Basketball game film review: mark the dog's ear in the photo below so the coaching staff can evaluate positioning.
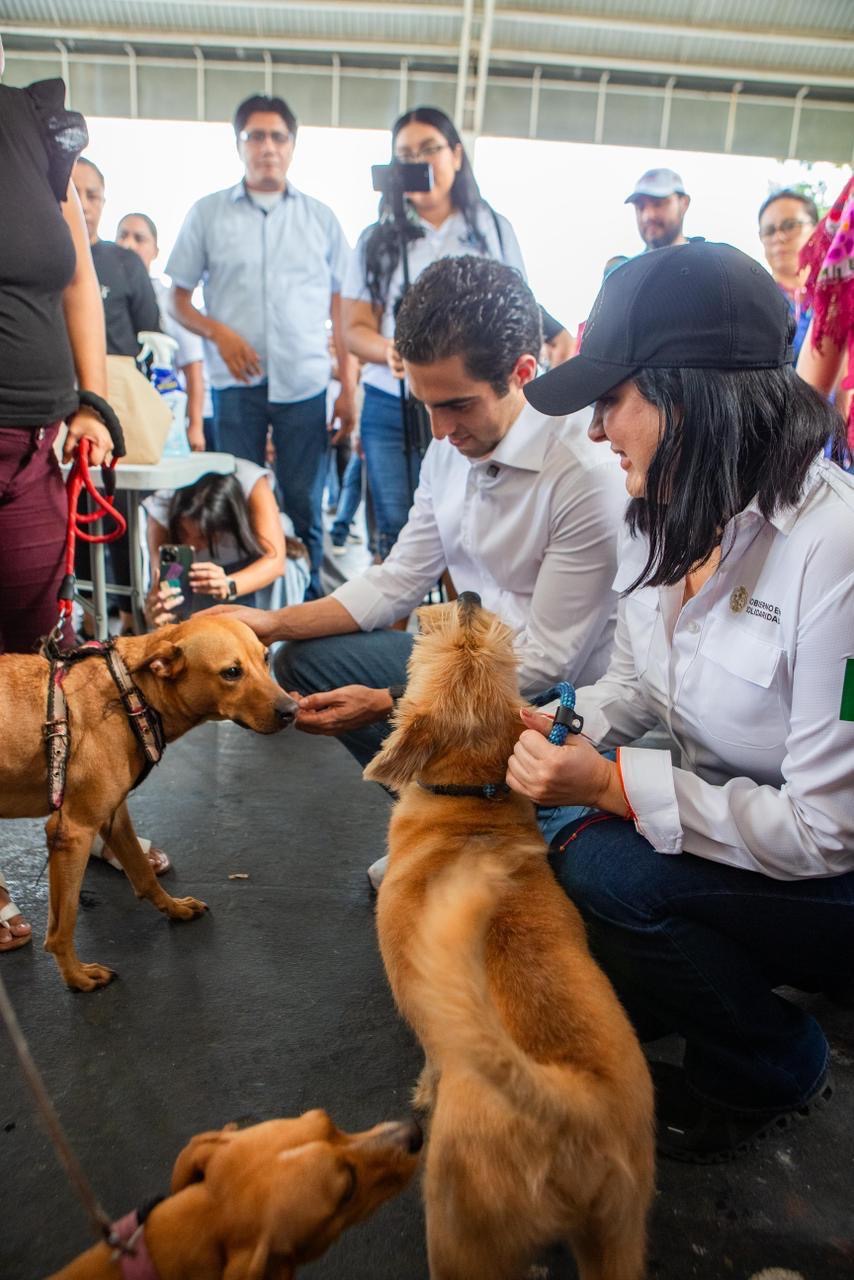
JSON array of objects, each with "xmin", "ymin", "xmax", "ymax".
[
  {"xmin": 363, "ymin": 713, "xmax": 435, "ymax": 789},
  {"xmin": 146, "ymin": 641, "xmax": 186, "ymax": 680},
  {"xmin": 170, "ymin": 1124, "xmax": 237, "ymax": 1191}
]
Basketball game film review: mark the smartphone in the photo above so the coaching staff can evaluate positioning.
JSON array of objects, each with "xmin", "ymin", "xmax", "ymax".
[{"xmin": 159, "ymin": 544, "xmax": 194, "ymax": 620}]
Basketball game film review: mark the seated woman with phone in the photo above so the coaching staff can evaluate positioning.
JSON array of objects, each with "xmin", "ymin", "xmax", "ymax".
[{"xmin": 144, "ymin": 459, "xmax": 287, "ymax": 626}]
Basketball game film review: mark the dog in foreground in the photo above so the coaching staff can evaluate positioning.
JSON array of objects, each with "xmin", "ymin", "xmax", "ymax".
[
  {"xmin": 49, "ymin": 1109, "xmax": 422, "ymax": 1279},
  {"xmin": 367, "ymin": 596, "xmax": 655, "ymax": 1280},
  {"xmin": 0, "ymin": 617, "xmax": 295, "ymax": 992}
]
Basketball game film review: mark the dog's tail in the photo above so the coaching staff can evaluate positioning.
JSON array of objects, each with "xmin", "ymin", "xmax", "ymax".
[{"xmin": 409, "ymin": 852, "xmax": 606, "ymax": 1137}]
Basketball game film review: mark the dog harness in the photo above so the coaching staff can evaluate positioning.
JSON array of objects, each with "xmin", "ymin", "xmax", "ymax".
[
  {"xmin": 43, "ymin": 639, "xmax": 166, "ymax": 812},
  {"xmin": 109, "ymin": 1197, "xmax": 165, "ymax": 1280}
]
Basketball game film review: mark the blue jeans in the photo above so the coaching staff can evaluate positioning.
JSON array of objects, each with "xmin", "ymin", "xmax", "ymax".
[
  {"xmin": 359, "ymin": 385, "xmax": 421, "ymax": 559},
  {"xmin": 274, "ymin": 630, "xmax": 414, "ymax": 768},
  {"xmin": 545, "ymin": 812, "xmax": 853, "ymax": 1112},
  {"xmin": 331, "ymin": 452, "xmax": 363, "ymax": 545},
  {"xmin": 213, "ymin": 384, "xmax": 328, "ymax": 599}
]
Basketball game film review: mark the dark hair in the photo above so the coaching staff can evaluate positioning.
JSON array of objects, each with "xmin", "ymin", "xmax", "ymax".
[
  {"xmin": 394, "ymin": 255, "xmax": 541, "ymax": 395},
  {"xmin": 363, "ymin": 106, "xmax": 492, "ymax": 309},
  {"xmin": 167, "ymin": 473, "xmax": 264, "ymax": 562},
  {"xmin": 75, "ymin": 155, "xmax": 105, "ymax": 188},
  {"xmin": 233, "ymin": 95, "xmax": 298, "ymax": 139},
  {"xmin": 758, "ymin": 188, "xmax": 819, "ymax": 226},
  {"xmin": 118, "ymin": 211, "xmax": 158, "ymax": 244},
  {"xmin": 624, "ymin": 362, "xmax": 845, "ymax": 591}
]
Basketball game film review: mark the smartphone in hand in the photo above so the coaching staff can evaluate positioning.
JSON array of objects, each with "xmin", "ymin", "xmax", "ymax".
[{"xmin": 159, "ymin": 544, "xmax": 194, "ymax": 620}]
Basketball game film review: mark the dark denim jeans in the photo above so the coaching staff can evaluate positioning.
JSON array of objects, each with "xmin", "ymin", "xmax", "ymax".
[
  {"xmin": 213, "ymin": 384, "xmax": 328, "ymax": 598},
  {"xmin": 275, "ymin": 630, "xmax": 415, "ymax": 767},
  {"xmin": 548, "ymin": 813, "xmax": 854, "ymax": 1112},
  {"xmin": 331, "ymin": 452, "xmax": 363, "ymax": 545},
  {"xmin": 359, "ymin": 385, "xmax": 422, "ymax": 559}
]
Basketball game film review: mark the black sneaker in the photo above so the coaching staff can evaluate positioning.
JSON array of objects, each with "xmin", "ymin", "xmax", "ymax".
[{"xmin": 652, "ymin": 1061, "xmax": 833, "ymax": 1165}]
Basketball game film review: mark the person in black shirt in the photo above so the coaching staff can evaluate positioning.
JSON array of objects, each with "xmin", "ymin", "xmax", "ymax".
[
  {"xmin": 0, "ymin": 64, "xmax": 113, "ymax": 953},
  {"xmin": 72, "ymin": 156, "xmax": 161, "ymax": 355}
]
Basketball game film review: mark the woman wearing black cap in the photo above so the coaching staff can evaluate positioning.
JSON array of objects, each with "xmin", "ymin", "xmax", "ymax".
[{"xmin": 507, "ymin": 241, "xmax": 854, "ymax": 1163}]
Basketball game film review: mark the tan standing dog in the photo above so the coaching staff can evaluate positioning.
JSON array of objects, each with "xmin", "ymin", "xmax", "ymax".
[
  {"xmin": 367, "ymin": 596, "xmax": 655, "ymax": 1280},
  {"xmin": 50, "ymin": 1109, "xmax": 422, "ymax": 1279},
  {"xmin": 0, "ymin": 617, "xmax": 296, "ymax": 991}
]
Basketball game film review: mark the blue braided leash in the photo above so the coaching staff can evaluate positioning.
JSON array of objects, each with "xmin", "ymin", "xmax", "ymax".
[{"xmin": 532, "ymin": 682, "xmax": 584, "ymax": 747}]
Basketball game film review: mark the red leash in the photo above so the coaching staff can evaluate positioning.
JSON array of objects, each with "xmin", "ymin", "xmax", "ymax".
[{"xmin": 47, "ymin": 392, "xmax": 128, "ymax": 650}]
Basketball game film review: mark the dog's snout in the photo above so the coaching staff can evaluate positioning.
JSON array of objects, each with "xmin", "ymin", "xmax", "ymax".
[
  {"xmin": 276, "ymin": 693, "xmax": 298, "ymax": 727},
  {"xmin": 457, "ymin": 591, "xmax": 482, "ymax": 612},
  {"xmin": 393, "ymin": 1119, "xmax": 423, "ymax": 1154}
]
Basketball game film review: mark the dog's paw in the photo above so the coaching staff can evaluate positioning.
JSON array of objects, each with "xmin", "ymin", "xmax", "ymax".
[
  {"xmin": 164, "ymin": 895, "xmax": 208, "ymax": 921},
  {"xmin": 67, "ymin": 962, "xmax": 117, "ymax": 992}
]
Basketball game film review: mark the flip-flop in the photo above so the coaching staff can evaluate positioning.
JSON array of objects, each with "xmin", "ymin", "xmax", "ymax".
[
  {"xmin": 90, "ymin": 836, "xmax": 172, "ymax": 876},
  {"xmin": 0, "ymin": 898, "xmax": 32, "ymax": 953}
]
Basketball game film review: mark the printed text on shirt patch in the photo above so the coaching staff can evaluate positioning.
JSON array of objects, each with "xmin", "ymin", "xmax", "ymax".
[
  {"xmin": 841, "ymin": 658, "xmax": 854, "ymax": 722},
  {"xmin": 746, "ymin": 596, "xmax": 781, "ymax": 624}
]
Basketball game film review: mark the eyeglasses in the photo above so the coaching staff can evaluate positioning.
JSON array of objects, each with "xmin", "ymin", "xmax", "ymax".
[
  {"xmin": 394, "ymin": 142, "xmax": 449, "ymax": 163},
  {"xmin": 239, "ymin": 129, "xmax": 292, "ymax": 146},
  {"xmin": 758, "ymin": 217, "xmax": 814, "ymax": 241}
]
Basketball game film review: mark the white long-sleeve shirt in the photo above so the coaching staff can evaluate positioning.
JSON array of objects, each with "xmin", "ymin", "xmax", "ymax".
[
  {"xmin": 569, "ymin": 457, "xmax": 854, "ymax": 880},
  {"xmin": 333, "ymin": 402, "xmax": 627, "ymax": 694}
]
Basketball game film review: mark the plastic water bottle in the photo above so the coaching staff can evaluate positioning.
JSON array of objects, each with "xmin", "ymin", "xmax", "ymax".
[{"xmin": 137, "ymin": 330, "xmax": 190, "ymax": 458}]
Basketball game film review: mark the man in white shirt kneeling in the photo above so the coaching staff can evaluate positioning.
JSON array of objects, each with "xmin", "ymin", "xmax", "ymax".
[{"xmin": 212, "ymin": 256, "xmax": 625, "ymax": 856}]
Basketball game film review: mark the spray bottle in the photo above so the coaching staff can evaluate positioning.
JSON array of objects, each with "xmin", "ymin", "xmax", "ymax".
[{"xmin": 137, "ymin": 330, "xmax": 189, "ymax": 458}]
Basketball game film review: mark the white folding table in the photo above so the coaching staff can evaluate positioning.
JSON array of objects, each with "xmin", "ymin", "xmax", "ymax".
[{"xmin": 67, "ymin": 452, "xmax": 236, "ymax": 639}]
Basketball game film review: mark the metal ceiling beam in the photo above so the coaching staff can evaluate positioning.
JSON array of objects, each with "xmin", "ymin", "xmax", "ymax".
[
  {"xmin": 498, "ymin": 7, "xmax": 854, "ymax": 53},
  {"xmin": 488, "ymin": 46, "xmax": 854, "ymax": 91},
  {"xmin": 472, "ymin": 0, "xmax": 496, "ymax": 136},
  {"xmin": 7, "ymin": 23, "xmax": 852, "ymax": 92}
]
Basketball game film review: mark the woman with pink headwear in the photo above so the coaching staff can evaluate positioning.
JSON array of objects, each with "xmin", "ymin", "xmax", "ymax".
[{"xmin": 797, "ymin": 176, "xmax": 854, "ymax": 466}]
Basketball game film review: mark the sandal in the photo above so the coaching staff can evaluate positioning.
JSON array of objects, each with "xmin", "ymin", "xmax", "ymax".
[
  {"xmin": 90, "ymin": 835, "xmax": 172, "ymax": 876},
  {"xmin": 0, "ymin": 895, "xmax": 32, "ymax": 953}
]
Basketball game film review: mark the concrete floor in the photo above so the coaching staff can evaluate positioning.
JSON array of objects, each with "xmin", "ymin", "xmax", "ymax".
[{"xmin": 1, "ymin": 721, "xmax": 853, "ymax": 1279}]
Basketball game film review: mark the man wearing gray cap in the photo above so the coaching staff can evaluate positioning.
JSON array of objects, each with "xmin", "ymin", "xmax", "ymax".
[{"xmin": 625, "ymin": 167, "xmax": 692, "ymax": 252}]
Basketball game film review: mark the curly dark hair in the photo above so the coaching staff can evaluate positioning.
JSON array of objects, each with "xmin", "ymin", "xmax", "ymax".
[
  {"xmin": 625, "ymin": 361, "xmax": 844, "ymax": 591},
  {"xmin": 394, "ymin": 255, "xmax": 541, "ymax": 396},
  {"xmin": 363, "ymin": 106, "xmax": 494, "ymax": 310}
]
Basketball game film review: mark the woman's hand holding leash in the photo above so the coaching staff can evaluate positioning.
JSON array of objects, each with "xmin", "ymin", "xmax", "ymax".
[
  {"xmin": 63, "ymin": 406, "xmax": 113, "ymax": 465},
  {"xmin": 506, "ymin": 707, "xmax": 629, "ymax": 816}
]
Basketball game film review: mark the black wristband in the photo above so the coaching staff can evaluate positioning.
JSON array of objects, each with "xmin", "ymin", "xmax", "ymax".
[{"xmin": 388, "ymin": 683, "xmax": 406, "ymax": 705}]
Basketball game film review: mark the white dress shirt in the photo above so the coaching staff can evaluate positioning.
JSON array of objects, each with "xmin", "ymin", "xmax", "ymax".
[
  {"xmin": 341, "ymin": 205, "xmax": 525, "ymax": 398},
  {"xmin": 333, "ymin": 402, "xmax": 627, "ymax": 694},
  {"xmin": 567, "ymin": 457, "xmax": 854, "ymax": 879}
]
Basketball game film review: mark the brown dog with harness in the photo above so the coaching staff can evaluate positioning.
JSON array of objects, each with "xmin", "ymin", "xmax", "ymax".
[{"xmin": 0, "ymin": 616, "xmax": 295, "ymax": 991}]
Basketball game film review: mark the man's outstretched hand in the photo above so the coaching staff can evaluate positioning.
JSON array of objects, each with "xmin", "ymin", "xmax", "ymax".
[
  {"xmin": 293, "ymin": 685, "xmax": 393, "ymax": 736},
  {"xmin": 201, "ymin": 604, "xmax": 280, "ymax": 647}
]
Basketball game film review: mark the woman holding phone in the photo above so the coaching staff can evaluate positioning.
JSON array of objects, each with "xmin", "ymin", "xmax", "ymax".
[
  {"xmin": 342, "ymin": 105, "xmax": 574, "ymax": 559},
  {"xmin": 144, "ymin": 462, "xmax": 289, "ymax": 625}
]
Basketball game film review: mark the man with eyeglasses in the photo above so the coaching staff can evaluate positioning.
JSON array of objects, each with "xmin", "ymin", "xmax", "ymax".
[
  {"xmin": 167, "ymin": 94, "xmax": 356, "ymax": 600},
  {"xmin": 757, "ymin": 188, "xmax": 818, "ymax": 359}
]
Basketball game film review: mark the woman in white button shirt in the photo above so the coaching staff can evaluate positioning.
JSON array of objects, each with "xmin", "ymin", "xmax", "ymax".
[
  {"xmin": 509, "ymin": 242, "xmax": 853, "ymax": 1164},
  {"xmin": 342, "ymin": 106, "xmax": 573, "ymax": 559}
]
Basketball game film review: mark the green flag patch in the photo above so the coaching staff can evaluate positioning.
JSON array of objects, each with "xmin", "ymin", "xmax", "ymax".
[{"xmin": 842, "ymin": 658, "xmax": 854, "ymax": 722}]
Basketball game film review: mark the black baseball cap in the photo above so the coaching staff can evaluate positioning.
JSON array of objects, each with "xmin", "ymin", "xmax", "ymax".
[{"xmin": 525, "ymin": 242, "xmax": 793, "ymax": 417}]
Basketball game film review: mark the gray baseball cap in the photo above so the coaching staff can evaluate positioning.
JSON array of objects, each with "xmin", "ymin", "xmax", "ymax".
[{"xmin": 625, "ymin": 167, "xmax": 687, "ymax": 204}]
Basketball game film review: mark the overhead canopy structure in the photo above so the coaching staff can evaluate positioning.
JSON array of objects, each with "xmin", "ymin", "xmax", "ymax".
[{"xmin": 3, "ymin": 1, "xmax": 853, "ymax": 163}]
